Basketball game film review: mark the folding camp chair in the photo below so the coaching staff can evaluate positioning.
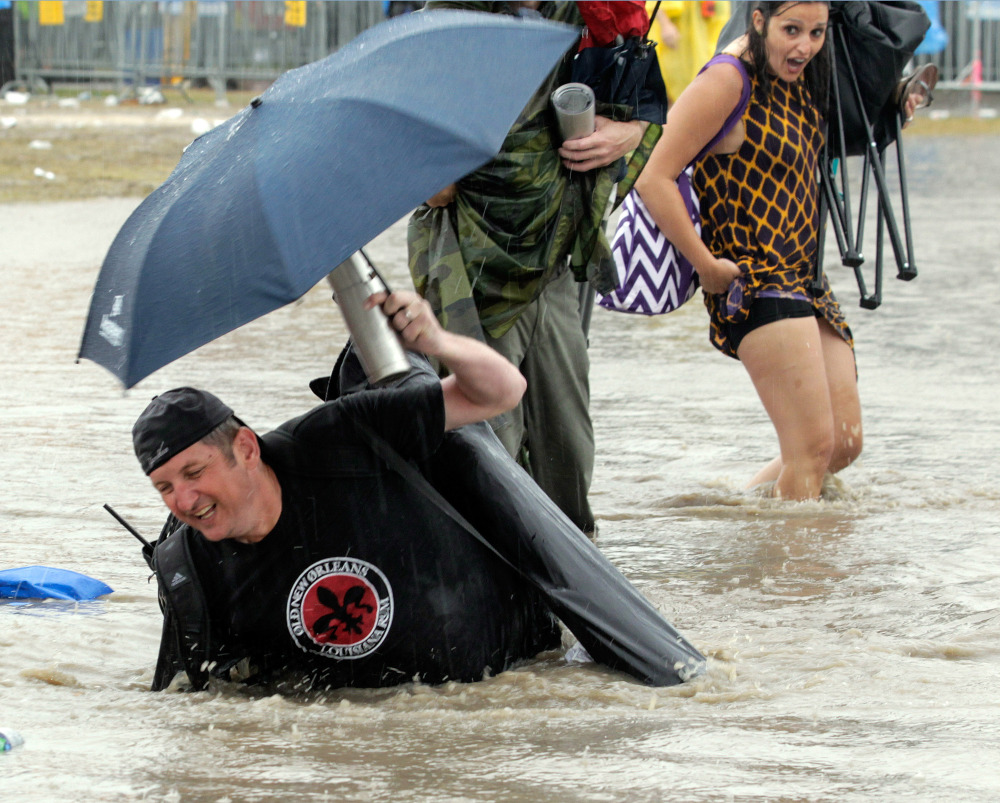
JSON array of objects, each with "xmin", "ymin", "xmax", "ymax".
[
  {"xmin": 715, "ymin": 1, "xmax": 931, "ymax": 310},
  {"xmin": 817, "ymin": 2, "xmax": 931, "ymax": 309}
]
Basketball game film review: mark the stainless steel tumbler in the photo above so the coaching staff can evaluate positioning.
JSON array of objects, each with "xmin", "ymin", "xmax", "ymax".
[
  {"xmin": 327, "ymin": 253, "xmax": 411, "ymax": 386},
  {"xmin": 551, "ymin": 82, "xmax": 596, "ymax": 142}
]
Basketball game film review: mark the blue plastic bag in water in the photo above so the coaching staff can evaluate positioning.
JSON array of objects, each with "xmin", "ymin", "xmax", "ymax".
[{"xmin": 0, "ymin": 566, "xmax": 113, "ymax": 601}]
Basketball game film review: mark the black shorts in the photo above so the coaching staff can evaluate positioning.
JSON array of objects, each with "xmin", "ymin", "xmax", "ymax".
[{"xmin": 724, "ymin": 297, "xmax": 817, "ymax": 354}]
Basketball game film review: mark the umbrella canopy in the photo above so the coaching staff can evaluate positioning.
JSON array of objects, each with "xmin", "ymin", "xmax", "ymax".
[{"xmin": 79, "ymin": 10, "xmax": 577, "ymax": 388}]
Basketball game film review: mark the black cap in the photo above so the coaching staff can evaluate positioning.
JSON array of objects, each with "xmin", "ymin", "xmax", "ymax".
[{"xmin": 132, "ymin": 387, "xmax": 236, "ymax": 475}]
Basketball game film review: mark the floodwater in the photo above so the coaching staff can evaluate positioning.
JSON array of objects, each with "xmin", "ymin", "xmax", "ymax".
[{"xmin": 2, "ymin": 133, "xmax": 999, "ymax": 802}]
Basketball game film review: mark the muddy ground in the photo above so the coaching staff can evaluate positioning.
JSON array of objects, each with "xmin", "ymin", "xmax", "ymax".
[
  {"xmin": 2, "ymin": 87, "xmax": 998, "ymax": 205},
  {"xmin": 0, "ymin": 88, "xmax": 256, "ymax": 203}
]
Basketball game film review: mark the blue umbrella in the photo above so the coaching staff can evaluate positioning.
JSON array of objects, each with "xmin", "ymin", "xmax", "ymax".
[{"xmin": 78, "ymin": 10, "xmax": 576, "ymax": 388}]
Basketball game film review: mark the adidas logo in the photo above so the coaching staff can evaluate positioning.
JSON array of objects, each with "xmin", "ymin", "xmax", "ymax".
[{"xmin": 170, "ymin": 571, "xmax": 189, "ymax": 588}]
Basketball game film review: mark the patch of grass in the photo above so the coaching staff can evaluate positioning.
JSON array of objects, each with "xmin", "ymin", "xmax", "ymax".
[
  {"xmin": 0, "ymin": 125, "xmax": 195, "ymax": 203},
  {"xmin": 0, "ymin": 89, "xmax": 255, "ymax": 203},
  {"xmin": 905, "ymin": 115, "xmax": 1000, "ymax": 138}
]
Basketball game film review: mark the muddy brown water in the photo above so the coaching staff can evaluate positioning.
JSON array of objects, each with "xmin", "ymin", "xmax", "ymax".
[{"xmin": 1, "ymin": 131, "xmax": 998, "ymax": 802}]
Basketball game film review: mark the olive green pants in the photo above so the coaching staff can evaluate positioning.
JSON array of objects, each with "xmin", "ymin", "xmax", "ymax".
[{"xmin": 485, "ymin": 269, "xmax": 595, "ymax": 536}]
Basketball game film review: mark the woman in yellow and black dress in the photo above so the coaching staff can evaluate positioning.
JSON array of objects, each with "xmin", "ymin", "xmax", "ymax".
[{"xmin": 634, "ymin": 1, "xmax": 860, "ymax": 500}]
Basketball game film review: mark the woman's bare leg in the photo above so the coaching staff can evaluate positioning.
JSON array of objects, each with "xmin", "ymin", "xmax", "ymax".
[
  {"xmin": 818, "ymin": 320, "xmax": 862, "ymax": 472},
  {"xmin": 740, "ymin": 317, "xmax": 862, "ymax": 498},
  {"xmin": 738, "ymin": 316, "xmax": 835, "ymax": 500},
  {"xmin": 747, "ymin": 455, "xmax": 782, "ymax": 489}
]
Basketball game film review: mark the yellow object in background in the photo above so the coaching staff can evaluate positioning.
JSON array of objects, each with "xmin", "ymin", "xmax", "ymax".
[
  {"xmin": 648, "ymin": 1, "xmax": 731, "ymax": 103},
  {"xmin": 38, "ymin": 1, "xmax": 65, "ymax": 26},
  {"xmin": 285, "ymin": 1, "xmax": 307, "ymax": 28},
  {"xmin": 85, "ymin": 1, "xmax": 104, "ymax": 23}
]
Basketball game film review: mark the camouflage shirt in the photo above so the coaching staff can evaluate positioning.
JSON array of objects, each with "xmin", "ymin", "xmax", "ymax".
[{"xmin": 409, "ymin": 1, "xmax": 661, "ymax": 339}]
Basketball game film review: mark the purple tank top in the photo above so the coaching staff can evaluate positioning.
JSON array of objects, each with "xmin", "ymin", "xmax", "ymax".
[{"xmin": 692, "ymin": 54, "xmax": 752, "ymax": 164}]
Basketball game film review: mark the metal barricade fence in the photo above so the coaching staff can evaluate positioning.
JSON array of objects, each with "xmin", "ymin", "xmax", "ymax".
[
  {"xmin": 2, "ymin": 1, "xmax": 999, "ymax": 102},
  {"xmin": 3, "ymin": 1, "xmax": 386, "ymax": 102},
  {"xmin": 927, "ymin": 0, "xmax": 1000, "ymax": 92}
]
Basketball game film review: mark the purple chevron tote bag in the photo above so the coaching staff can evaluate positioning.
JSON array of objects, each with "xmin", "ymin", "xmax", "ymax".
[
  {"xmin": 599, "ymin": 168, "xmax": 700, "ymax": 315},
  {"xmin": 600, "ymin": 54, "xmax": 750, "ymax": 316}
]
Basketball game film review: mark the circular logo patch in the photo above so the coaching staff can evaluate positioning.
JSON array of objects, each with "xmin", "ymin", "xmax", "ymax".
[{"xmin": 286, "ymin": 558, "xmax": 393, "ymax": 659}]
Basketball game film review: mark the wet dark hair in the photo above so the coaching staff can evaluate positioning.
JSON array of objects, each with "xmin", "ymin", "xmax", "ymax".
[{"xmin": 746, "ymin": 1, "xmax": 831, "ymax": 116}]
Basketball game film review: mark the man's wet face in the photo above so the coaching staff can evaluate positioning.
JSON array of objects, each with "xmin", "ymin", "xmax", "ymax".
[{"xmin": 149, "ymin": 439, "xmax": 256, "ymax": 542}]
